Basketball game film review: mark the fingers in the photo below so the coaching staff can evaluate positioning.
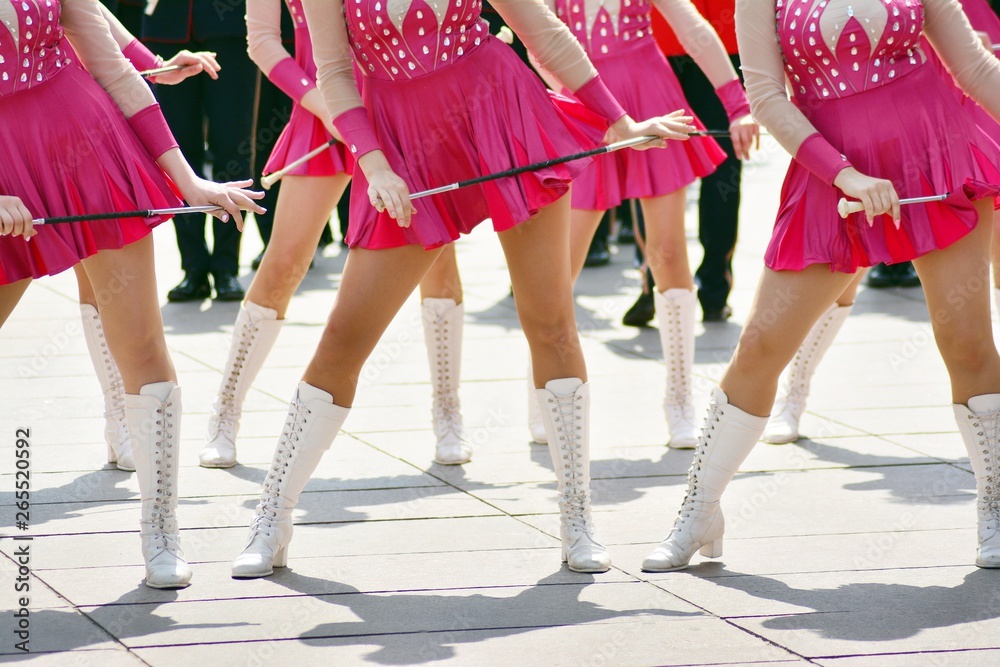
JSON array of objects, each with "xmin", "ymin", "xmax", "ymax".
[
  {"xmin": 368, "ymin": 180, "xmax": 414, "ymax": 227},
  {"xmin": 730, "ymin": 128, "xmax": 748, "ymax": 160},
  {"xmin": 0, "ymin": 207, "xmax": 14, "ymax": 236},
  {"xmin": 15, "ymin": 201, "xmax": 34, "ymax": 238},
  {"xmin": 890, "ymin": 188, "xmax": 901, "ymax": 228}
]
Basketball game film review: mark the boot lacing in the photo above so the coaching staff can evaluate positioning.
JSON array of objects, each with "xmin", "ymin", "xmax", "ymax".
[
  {"xmin": 549, "ymin": 391, "xmax": 592, "ymax": 535},
  {"xmin": 248, "ymin": 398, "xmax": 311, "ymax": 543},
  {"xmin": 147, "ymin": 398, "xmax": 180, "ymax": 555},
  {"xmin": 672, "ymin": 401, "xmax": 724, "ymax": 532},
  {"xmin": 785, "ymin": 318, "xmax": 832, "ymax": 402},
  {"xmin": 210, "ymin": 321, "xmax": 260, "ymax": 439},
  {"xmin": 430, "ymin": 316, "xmax": 462, "ymax": 439},
  {"xmin": 663, "ymin": 299, "xmax": 690, "ymax": 409},
  {"xmin": 969, "ymin": 409, "xmax": 1000, "ymax": 532},
  {"xmin": 92, "ymin": 311, "xmax": 128, "ymax": 434}
]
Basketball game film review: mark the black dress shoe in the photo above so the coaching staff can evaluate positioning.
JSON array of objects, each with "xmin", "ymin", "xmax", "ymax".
[
  {"xmin": 702, "ymin": 304, "xmax": 733, "ymax": 322},
  {"xmin": 865, "ymin": 263, "xmax": 896, "ymax": 288},
  {"xmin": 213, "ymin": 273, "xmax": 245, "ymax": 301},
  {"xmin": 622, "ymin": 291, "xmax": 655, "ymax": 327},
  {"xmin": 251, "ymin": 249, "xmax": 266, "ymax": 271},
  {"xmin": 167, "ymin": 273, "xmax": 211, "ymax": 302},
  {"xmin": 584, "ymin": 237, "xmax": 611, "ymax": 267},
  {"xmin": 894, "ymin": 261, "xmax": 921, "ymax": 287}
]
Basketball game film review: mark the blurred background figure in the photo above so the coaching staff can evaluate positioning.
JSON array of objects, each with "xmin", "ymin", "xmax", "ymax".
[{"xmin": 143, "ymin": 0, "xmax": 256, "ymax": 302}]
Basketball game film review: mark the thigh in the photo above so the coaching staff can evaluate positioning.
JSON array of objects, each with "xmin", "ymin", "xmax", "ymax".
[
  {"xmin": 912, "ymin": 200, "xmax": 994, "ymax": 343},
  {"xmin": 499, "ymin": 195, "xmax": 574, "ymax": 319},
  {"xmin": 722, "ymin": 264, "xmax": 858, "ymax": 413},
  {"xmin": 303, "ymin": 243, "xmax": 443, "ymax": 402},
  {"xmin": 419, "ymin": 242, "xmax": 463, "ymax": 302},
  {"xmin": 265, "ymin": 174, "xmax": 349, "ymax": 258}
]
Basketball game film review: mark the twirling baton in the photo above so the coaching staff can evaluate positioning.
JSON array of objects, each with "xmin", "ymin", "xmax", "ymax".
[
  {"xmin": 408, "ymin": 135, "xmax": 659, "ymax": 201},
  {"xmin": 261, "ymin": 138, "xmax": 339, "ymax": 190},
  {"xmin": 837, "ymin": 193, "xmax": 951, "ymax": 219},
  {"xmin": 139, "ymin": 64, "xmax": 186, "ymax": 78},
  {"xmin": 33, "ymin": 205, "xmax": 224, "ymax": 225}
]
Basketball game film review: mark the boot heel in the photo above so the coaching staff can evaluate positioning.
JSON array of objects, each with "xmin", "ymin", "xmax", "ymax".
[
  {"xmin": 107, "ymin": 442, "xmax": 117, "ymax": 464},
  {"xmin": 274, "ymin": 545, "xmax": 288, "ymax": 568},
  {"xmin": 700, "ymin": 538, "xmax": 723, "ymax": 559}
]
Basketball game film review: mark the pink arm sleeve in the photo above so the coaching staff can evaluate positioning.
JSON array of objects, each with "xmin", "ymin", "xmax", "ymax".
[
  {"xmin": 247, "ymin": 0, "xmax": 317, "ymax": 103},
  {"xmin": 492, "ymin": 0, "xmax": 626, "ymax": 121},
  {"xmin": 301, "ymin": 0, "xmax": 380, "ymax": 157},
  {"xmin": 61, "ymin": 0, "xmax": 177, "ymax": 156},
  {"xmin": 736, "ymin": 0, "xmax": 850, "ymax": 184}
]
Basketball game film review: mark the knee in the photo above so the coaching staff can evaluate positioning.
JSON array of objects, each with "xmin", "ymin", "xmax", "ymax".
[
  {"xmin": 937, "ymin": 326, "xmax": 996, "ymax": 372},
  {"xmin": 522, "ymin": 311, "xmax": 579, "ymax": 355},
  {"xmin": 728, "ymin": 327, "xmax": 787, "ymax": 379},
  {"xmin": 645, "ymin": 244, "xmax": 685, "ymax": 270}
]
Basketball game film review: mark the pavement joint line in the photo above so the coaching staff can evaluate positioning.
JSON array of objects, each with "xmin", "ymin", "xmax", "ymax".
[
  {"xmin": 811, "ymin": 646, "xmax": 1000, "ymax": 660},
  {"xmin": 74, "ymin": 579, "xmax": 638, "ymax": 610},
  {"xmin": 636, "ymin": 573, "xmax": 818, "ymax": 664}
]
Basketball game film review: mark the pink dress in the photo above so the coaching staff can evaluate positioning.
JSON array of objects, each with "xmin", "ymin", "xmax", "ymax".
[
  {"xmin": 922, "ymin": 0, "xmax": 1000, "ymax": 146},
  {"xmin": 553, "ymin": 0, "xmax": 739, "ymax": 211},
  {"xmin": 743, "ymin": 0, "xmax": 1000, "ymax": 272},
  {"xmin": 0, "ymin": 0, "xmax": 180, "ymax": 285},
  {"xmin": 303, "ymin": 0, "xmax": 617, "ymax": 250},
  {"xmin": 247, "ymin": 0, "xmax": 353, "ymax": 177}
]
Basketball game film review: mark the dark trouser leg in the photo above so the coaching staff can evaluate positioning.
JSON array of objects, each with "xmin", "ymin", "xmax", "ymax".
[
  {"xmin": 337, "ymin": 181, "xmax": 352, "ymax": 243},
  {"xmin": 669, "ymin": 54, "xmax": 743, "ymax": 314},
  {"xmin": 153, "ymin": 42, "xmax": 209, "ymax": 278},
  {"xmin": 203, "ymin": 36, "xmax": 256, "ymax": 278}
]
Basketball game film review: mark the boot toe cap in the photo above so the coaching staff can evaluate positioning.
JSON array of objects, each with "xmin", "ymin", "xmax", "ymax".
[
  {"xmin": 641, "ymin": 544, "xmax": 690, "ymax": 572},
  {"xmin": 434, "ymin": 442, "xmax": 472, "ymax": 465},
  {"xmin": 231, "ymin": 554, "xmax": 274, "ymax": 579},
  {"xmin": 199, "ymin": 444, "xmax": 237, "ymax": 468}
]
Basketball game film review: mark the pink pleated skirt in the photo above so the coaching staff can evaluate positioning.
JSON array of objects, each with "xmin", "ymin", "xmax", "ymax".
[
  {"xmin": 568, "ymin": 38, "xmax": 727, "ymax": 212},
  {"xmin": 348, "ymin": 36, "xmax": 608, "ymax": 250},
  {"xmin": 767, "ymin": 64, "xmax": 1000, "ymax": 273},
  {"xmin": 264, "ymin": 104, "xmax": 354, "ymax": 178},
  {"xmin": 0, "ymin": 65, "xmax": 180, "ymax": 285}
]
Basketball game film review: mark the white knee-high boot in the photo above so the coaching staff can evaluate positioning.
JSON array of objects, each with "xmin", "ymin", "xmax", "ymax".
[
  {"xmin": 655, "ymin": 288, "xmax": 698, "ymax": 449},
  {"xmin": 80, "ymin": 304, "xmax": 133, "ymax": 471},
  {"xmin": 422, "ymin": 298, "xmax": 471, "ymax": 464},
  {"xmin": 231, "ymin": 382, "xmax": 349, "ymax": 578},
  {"xmin": 201, "ymin": 301, "xmax": 283, "ymax": 468},
  {"xmin": 994, "ymin": 287, "xmax": 1000, "ymax": 321},
  {"xmin": 763, "ymin": 303, "xmax": 851, "ymax": 444},
  {"xmin": 527, "ymin": 359, "xmax": 547, "ymax": 444},
  {"xmin": 537, "ymin": 378, "xmax": 611, "ymax": 573},
  {"xmin": 642, "ymin": 387, "xmax": 767, "ymax": 571},
  {"xmin": 126, "ymin": 382, "xmax": 191, "ymax": 588},
  {"xmin": 954, "ymin": 394, "xmax": 1000, "ymax": 568}
]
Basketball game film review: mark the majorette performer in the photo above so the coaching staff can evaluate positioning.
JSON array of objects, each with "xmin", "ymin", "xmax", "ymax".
[
  {"xmin": 0, "ymin": 0, "xmax": 264, "ymax": 587},
  {"xmin": 199, "ymin": 0, "xmax": 474, "ymax": 470},
  {"xmin": 643, "ymin": 0, "xmax": 1000, "ymax": 572},
  {"xmin": 531, "ymin": 0, "xmax": 758, "ymax": 450},
  {"xmin": 229, "ymin": 0, "xmax": 696, "ymax": 578}
]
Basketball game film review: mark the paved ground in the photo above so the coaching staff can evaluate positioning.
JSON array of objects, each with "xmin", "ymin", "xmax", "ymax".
[{"xmin": 2, "ymin": 143, "xmax": 997, "ymax": 666}]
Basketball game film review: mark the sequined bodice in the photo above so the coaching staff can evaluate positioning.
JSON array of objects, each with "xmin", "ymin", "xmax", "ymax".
[
  {"xmin": 0, "ymin": 0, "xmax": 71, "ymax": 96},
  {"xmin": 345, "ymin": 0, "xmax": 491, "ymax": 80},
  {"xmin": 777, "ymin": 0, "xmax": 926, "ymax": 101},
  {"xmin": 554, "ymin": 0, "xmax": 653, "ymax": 57}
]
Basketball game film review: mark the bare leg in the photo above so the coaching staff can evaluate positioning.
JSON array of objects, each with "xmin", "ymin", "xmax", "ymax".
[
  {"xmin": 641, "ymin": 189, "xmax": 696, "ymax": 291},
  {"xmin": 0, "ymin": 278, "xmax": 30, "ymax": 327},
  {"xmin": 302, "ymin": 244, "xmax": 443, "ymax": 405},
  {"xmin": 79, "ymin": 235, "xmax": 174, "ymax": 392},
  {"xmin": 74, "ymin": 265, "xmax": 97, "ymax": 307},
  {"xmin": 992, "ymin": 209, "xmax": 1000, "ymax": 289},
  {"xmin": 500, "ymin": 194, "xmax": 610, "ymax": 572},
  {"xmin": 419, "ymin": 242, "xmax": 463, "ymax": 302},
  {"xmin": 763, "ymin": 268, "xmax": 866, "ymax": 444},
  {"xmin": 568, "ymin": 208, "xmax": 606, "ymax": 283},
  {"xmin": 721, "ymin": 265, "xmax": 860, "ymax": 416},
  {"xmin": 247, "ymin": 174, "xmax": 350, "ymax": 318},
  {"xmin": 912, "ymin": 199, "xmax": 1000, "ymax": 403},
  {"xmin": 501, "ymin": 195, "xmax": 586, "ymax": 384}
]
